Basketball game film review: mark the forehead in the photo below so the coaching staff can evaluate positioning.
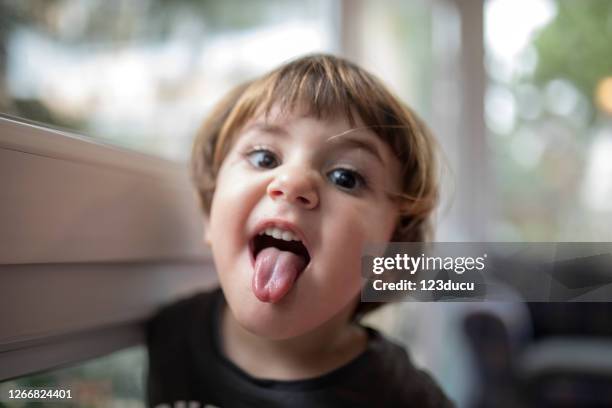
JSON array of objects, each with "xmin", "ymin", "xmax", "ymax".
[
  {"xmin": 242, "ymin": 107, "xmax": 390, "ymax": 157},
  {"xmin": 238, "ymin": 105, "xmax": 402, "ymax": 186},
  {"xmin": 243, "ymin": 104, "xmax": 376, "ymax": 146},
  {"xmin": 250, "ymin": 102, "xmax": 353, "ymax": 130}
]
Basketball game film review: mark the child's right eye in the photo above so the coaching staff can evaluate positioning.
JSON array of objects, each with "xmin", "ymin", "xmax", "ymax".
[{"xmin": 246, "ymin": 148, "xmax": 279, "ymax": 169}]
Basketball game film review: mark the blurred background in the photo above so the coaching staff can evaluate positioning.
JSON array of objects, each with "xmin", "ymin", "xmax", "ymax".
[{"xmin": 1, "ymin": 0, "xmax": 611, "ymax": 406}]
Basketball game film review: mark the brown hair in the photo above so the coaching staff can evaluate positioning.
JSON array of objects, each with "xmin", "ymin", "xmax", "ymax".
[{"xmin": 191, "ymin": 54, "xmax": 439, "ymax": 318}]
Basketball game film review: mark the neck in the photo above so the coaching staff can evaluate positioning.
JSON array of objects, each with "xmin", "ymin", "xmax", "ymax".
[{"xmin": 220, "ymin": 299, "xmax": 367, "ymax": 380}]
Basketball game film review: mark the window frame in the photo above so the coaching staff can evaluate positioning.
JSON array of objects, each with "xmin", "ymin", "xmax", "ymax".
[{"xmin": 0, "ymin": 115, "xmax": 216, "ymax": 381}]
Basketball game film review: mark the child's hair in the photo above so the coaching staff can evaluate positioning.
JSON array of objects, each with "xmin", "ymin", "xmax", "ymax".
[{"xmin": 191, "ymin": 53, "xmax": 439, "ymax": 318}]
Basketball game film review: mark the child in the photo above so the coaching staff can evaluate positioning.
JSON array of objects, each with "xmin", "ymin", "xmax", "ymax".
[{"xmin": 147, "ymin": 54, "xmax": 452, "ymax": 407}]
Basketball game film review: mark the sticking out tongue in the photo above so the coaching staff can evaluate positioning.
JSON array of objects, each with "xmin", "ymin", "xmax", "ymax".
[{"xmin": 252, "ymin": 246, "xmax": 306, "ymax": 303}]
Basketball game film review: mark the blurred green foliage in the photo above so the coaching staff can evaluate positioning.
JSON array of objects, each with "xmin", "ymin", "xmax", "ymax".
[
  {"xmin": 533, "ymin": 0, "xmax": 612, "ymax": 114},
  {"xmin": 0, "ymin": 347, "xmax": 145, "ymax": 408}
]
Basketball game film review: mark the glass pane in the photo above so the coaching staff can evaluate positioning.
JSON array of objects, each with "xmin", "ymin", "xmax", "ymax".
[
  {"xmin": 0, "ymin": 346, "xmax": 145, "ymax": 408},
  {"xmin": 0, "ymin": 0, "xmax": 336, "ymax": 160},
  {"xmin": 357, "ymin": 0, "xmax": 434, "ymax": 119},
  {"xmin": 485, "ymin": 0, "xmax": 612, "ymax": 240}
]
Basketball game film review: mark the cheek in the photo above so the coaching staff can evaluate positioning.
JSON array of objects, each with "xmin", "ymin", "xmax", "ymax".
[
  {"xmin": 317, "ymin": 198, "xmax": 397, "ymax": 282},
  {"xmin": 208, "ymin": 166, "xmax": 253, "ymax": 250},
  {"xmin": 327, "ymin": 198, "xmax": 397, "ymax": 244}
]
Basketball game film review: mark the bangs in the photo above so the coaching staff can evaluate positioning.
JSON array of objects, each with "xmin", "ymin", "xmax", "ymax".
[
  {"xmin": 261, "ymin": 55, "xmax": 410, "ymax": 134},
  {"xmin": 216, "ymin": 54, "xmax": 413, "ymax": 164},
  {"xmin": 259, "ymin": 55, "xmax": 359, "ymax": 125}
]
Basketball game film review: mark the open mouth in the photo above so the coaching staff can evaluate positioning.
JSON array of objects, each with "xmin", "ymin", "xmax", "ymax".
[
  {"xmin": 248, "ymin": 225, "xmax": 311, "ymax": 302},
  {"xmin": 251, "ymin": 233, "xmax": 311, "ymax": 268}
]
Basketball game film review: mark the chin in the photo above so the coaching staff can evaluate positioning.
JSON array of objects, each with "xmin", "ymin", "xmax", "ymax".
[{"xmin": 233, "ymin": 298, "xmax": 316, "ymax": 340}]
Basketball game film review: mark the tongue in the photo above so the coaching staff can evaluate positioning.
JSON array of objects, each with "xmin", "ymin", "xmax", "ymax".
[{"xmin": 252, "ymin": 246, "xmax": 306, "ymax": 303}]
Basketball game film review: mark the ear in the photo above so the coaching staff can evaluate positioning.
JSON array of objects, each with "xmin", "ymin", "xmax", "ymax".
[
  {"xmin": 202, "ymin": 216, "xmax": 212, "ymax": 247},
  {"xmin": 193, "ymin": 190, "xmax": 213, "ymax": 247}
]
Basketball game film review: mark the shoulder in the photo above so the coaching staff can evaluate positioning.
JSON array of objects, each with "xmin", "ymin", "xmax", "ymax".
[
  {"xmin": 364, "ymin": 327, "xmax": 455, "ymax": 408},
  {"xmin": 146, "ymin": 287, "xmax": 220, "ymax": 348},
  {"xmin": 146, "ymin": 288, "xmax": 221, "ymax": 406}
]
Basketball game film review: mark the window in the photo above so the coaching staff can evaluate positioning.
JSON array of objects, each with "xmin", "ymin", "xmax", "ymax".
[
  {"xmin": 0, "ymin": 0, "xmax": 336, "ymax": 160},
  {"xmin": 485, "ymin": 0, "xmax": 612, "ymax": 240}
]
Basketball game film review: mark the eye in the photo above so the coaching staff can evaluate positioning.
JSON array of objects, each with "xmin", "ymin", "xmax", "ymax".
[
  {"xmin": 327, "ymin": 168, "xmax": 366, "ymax": 191},
  {"xmin": 246, "ymin": 148, "xmax": 279, "ymax": 169}
]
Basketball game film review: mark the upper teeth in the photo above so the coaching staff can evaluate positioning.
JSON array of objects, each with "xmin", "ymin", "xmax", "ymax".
[{"xmin": 259, "ymin": 227, "xmax": 301, "ymax": 242}]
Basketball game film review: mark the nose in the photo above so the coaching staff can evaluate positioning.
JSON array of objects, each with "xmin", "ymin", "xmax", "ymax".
[{"xmin": 267, "ymin": 166, "xmax": 319, "ymax": 210}]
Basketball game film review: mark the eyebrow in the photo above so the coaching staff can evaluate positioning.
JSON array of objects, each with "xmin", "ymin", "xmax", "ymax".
[
  {"xmin": 245, "ymin": 122, "xmax": 385, "ymax": 164},
  {"xmin": 325, "ymin": 130, "xmax": 385, "ymax": 165}
]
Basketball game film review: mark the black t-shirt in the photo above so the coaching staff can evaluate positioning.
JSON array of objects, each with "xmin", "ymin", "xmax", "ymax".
[{"xmin": 146, "ymin": 287, "xmax": 454, "ymax": 407}]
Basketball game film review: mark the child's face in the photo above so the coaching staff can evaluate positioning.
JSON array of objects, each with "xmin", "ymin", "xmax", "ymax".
[{"xmin": 206, "ymin": 105, "xmax": 401, "ymax": 339}]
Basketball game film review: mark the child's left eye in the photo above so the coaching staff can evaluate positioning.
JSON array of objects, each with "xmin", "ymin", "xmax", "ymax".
[
  {"xmin": 246, "ymin": 149, "xmax": 279, "ymax": 169},
  {"xmin": 327, "ymin": 168, "xmax": 366, "ymax": 191}
]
